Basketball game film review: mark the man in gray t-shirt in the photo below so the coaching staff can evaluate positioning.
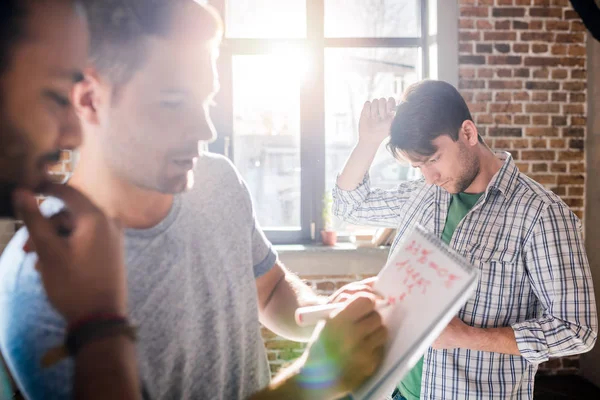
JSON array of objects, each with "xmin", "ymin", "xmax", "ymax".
[
  {"xmin": 0, "ymin": 2, "xmax": 388, "ymax": 400},
  {"xmin": 0, "ymin": 154, "xmax": 274, "ymax": 399}
]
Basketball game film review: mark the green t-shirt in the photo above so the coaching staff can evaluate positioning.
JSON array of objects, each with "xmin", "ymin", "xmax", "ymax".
[{"xmin": 396, "ymin": 192, "xmax": 483, "ymax": 400}]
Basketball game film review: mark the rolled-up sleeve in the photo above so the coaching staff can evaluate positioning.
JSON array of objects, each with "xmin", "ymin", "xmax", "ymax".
[
  {"xmin": 332, "ymin": 174, "xmax": 425, "ymax": 228},
  {"xmin": 512, "ymin": 202, "xmax": 597, "ymax": 364}
]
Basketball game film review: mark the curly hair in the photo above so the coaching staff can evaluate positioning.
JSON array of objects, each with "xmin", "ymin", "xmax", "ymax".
[{"xmin": 81, "ymin": 0, "xmax": 222, "ymax": 87}]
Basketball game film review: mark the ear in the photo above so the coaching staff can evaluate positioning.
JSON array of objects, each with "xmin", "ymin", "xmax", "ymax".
[
  {"xmin": 460, "ymin": 120, "xmax": 479, "ymax": 147},
  {"xmin": 71, "ymin": 68, "xmax": 107, "ymax": 127}
]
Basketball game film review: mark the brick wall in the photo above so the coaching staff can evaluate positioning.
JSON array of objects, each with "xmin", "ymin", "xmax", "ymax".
[{"xmin": 458, "ymin": 0, "xmax": 586, "ymax": 374}]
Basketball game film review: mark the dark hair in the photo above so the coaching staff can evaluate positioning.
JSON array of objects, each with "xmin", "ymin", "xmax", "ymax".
[
  {"xmin": 387, "ymin": 80, "xmax": 482, "ymax": 159},
  {"xmin": 0, "ymin": 1, "xmax": 29, "ymax": 76},
  {"xmin": 81, "ymin": 0, "xmax": 223, "ymax": 87}
]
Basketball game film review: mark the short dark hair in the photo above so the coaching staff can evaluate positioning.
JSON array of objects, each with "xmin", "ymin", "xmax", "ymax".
[
  {"xmin": 0, "ymin": 1, "xmax": 29, "ymax": 76},
  {"xmin": 82, "ymin": 0, "xmax": 223, "ymax": 87},
  {"xmin": 387, "ymin": 80, "xmax": 481, "ymax": 159}
]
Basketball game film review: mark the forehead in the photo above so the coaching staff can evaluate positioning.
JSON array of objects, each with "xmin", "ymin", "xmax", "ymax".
[{"xmin": 15, "ymin": 1, "xmax": 88, "ymax": 74}]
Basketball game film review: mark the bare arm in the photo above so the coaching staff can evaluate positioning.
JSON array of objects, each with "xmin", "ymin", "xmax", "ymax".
[
  {"xmin": 74, "ymin": 336, "xmax": 141, "ymax": 400},
  {"xmin": 432, "ymin": 317, "xmax": 519, "ymax": 355},
  {"xmin": 256, "ymin": 262, "xmax": 327, "ymax": 342}
]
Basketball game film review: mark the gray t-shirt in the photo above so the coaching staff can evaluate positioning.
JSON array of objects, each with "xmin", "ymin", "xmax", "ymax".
[{"xmin": 0, "ymin": 153, "xmax": 276, "ymax": 399}]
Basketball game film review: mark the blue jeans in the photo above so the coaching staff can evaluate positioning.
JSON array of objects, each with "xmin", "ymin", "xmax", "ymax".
[{"xmin": 392, "ymin": 388, "xmax": 408, "ymax": 400}]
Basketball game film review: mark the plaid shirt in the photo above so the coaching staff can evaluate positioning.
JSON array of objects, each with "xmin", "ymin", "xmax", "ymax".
[{"xmin": 333, "ymin": 152, "xmax": 597, "ymax": 399}]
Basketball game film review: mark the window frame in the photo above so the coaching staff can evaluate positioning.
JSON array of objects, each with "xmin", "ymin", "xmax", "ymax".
[{"xmin": 209, "ymin": 0, "xmax": 453, "ymax": 244}]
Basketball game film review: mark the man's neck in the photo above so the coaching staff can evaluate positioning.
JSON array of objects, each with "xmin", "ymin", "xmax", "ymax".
[
  {"xmin": 463, "ymin": 145, "xmax": 504, "ymax": 194},
  {"xmin": 69, "ymin": 158, "xmax": 174, "ymax": 230}
]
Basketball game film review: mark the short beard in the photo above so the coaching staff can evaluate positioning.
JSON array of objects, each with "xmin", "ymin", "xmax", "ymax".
[{"xmin": 454, "ymin": 144, "xmax": 481, "ymax": 193}]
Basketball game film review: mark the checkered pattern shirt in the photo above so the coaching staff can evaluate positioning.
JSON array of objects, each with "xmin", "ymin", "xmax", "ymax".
[{"xmin": 332, "ymin": 152, "xmax": 597, "ymax": 399}]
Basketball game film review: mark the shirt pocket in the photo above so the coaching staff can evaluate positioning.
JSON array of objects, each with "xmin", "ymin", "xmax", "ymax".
[{"xmin": 460, "ymin": 243, "xmax": 525, "ymax": 328}]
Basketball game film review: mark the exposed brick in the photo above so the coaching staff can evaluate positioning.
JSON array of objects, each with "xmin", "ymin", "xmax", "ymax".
[
  {"xmin": 563, "ymin": 81, "xmax": 586, "ymax": 92},
  {"xmin": 494, "ymin": 139, "xmax": 512, "ymax": 149},
  {"xmin": 515, "ymin": 0, "xmax": 532, "ymax": 4},
  {"xmin": 555, "ymin": 33, "xmax": 585, "ymax": 43},
  {"xmin": 513, "ymin": 43, "xmax": 530, "ymax": 53},
  {"xmin": 551, "ymin": 69, "xmax": 568, "ymax": 79},
  {"xmin": 564, "ymin": 9, "xmax": 579, "ymax": 19},
  {"xmin": 477, "ymin": 115, "xmax": 494, "ymax": 125},
  {"xmin": 459, "ymin": 55, "xmax": 486, "ymax": 65},
  {"xmin": 476, "ymin": 43, "xmax": 493, "ymax": 53},
  {"xmin": 551, "ymin": 163, "xmax": 567, "ymax": 173},
  {"xmin": 484, "ymin": 32, "xmax": 517, "ymax": 41},
  {"xmin": 551, "ymin": 92, "xmax": 568, "ymax": 102},
  {"xmin": 514, "ymin": 68, "xmax": 530, "ymax": 78},
  {"xmin": 529, "ymin": 7, "xmax": 562, "ymax": 18},
  {"xmin": 549, "ymin": 139, "xmax": 566, "ymax": 148},
  {"xmin": 495, "ymin": 92, "xmax": 512, "ymax": 102},
  {"xmin": 531, "ymin": 115, "xmax": 549, "ymax": 125},
  {"xmin": 494, "ymin": 114, "xmax": 512, "ymax": 125},
  {"xmin": 513, "ymin": 92, "xmax": 530, "ymax": 101},
  {"xmin": 489, "ymin": 55, "xmax": 522, "ymax": 65},
  {"xmin": 489, "ymin": 127, "xmax": 523, "ymax": 137},
  {"xmin": 494, "ymin": 43, "xmax": 511, "ymax": 53},
  {"xmin": 569, "ymin": 163, "xmax": 585, "ymax": 174},
  {"xmin": 460, "ymin": 19, "xmax": 475, "ymax": 29},
  {"xmin": 512, "ymin": 139, "xmax": 530, "ymax": 149},
  {"xmin": 551, "ymin": 116, "xmax": 567, "ymax": 126},
  {"xmin": 489, "ymin": 80, "xmax": 523, "ymax": 89},
  {"xmin": 492, "ymin": 7, "xmax": 526, "ymax": 17},
  {"xmin": 568, "ymin": 45, "xmax": 586, "ymax": 57},
  {"xmin": 570, "ymin": 93, "xmax": 586, "ymax": 103},
  {"xmin": 521, "ymin": 32, "xmax": 555, "ymax": 42},
  {"xmin": 497, "ymin": 0, "xmax": 514, "ymax": 4},
  {"xmin": 514, "ymin": 115, "xmax": 531, "ymax": 125},
  {"xmin": 524, "ymin": 57, "xmax": 560, "ymax": 67},
  {"xmin": 526, "ymin": 81, "xmax": 558, "ymax": 91},
  {"xmin": 531, "ymin": 139, "xmax": 547, "ymax": 149},
  {"xmin": 496, "ymin": 20, "xmax": 512, "ymax": 30},
  {"xmin": 532, "ymin": 164, "xmax": 548, "ymax": 173},
  {"xmin": 563, "ymin": 198, "xmax": 584, "ymax": 208},
  {"xmin": 557, "ymin": 175, "xmax": 584, "ymax": 185},
  {"xmin": 563, "ymin": 127, "xmax": 585, "ymax": 137},
  {"xmin": 468, "ymin": 103, "xmax": 488, "ymax": 113},
  {"xmin": 558, "ymin": 152, "xmax": 584, "ymax": 161},
  {"xmin": 569, "ymin": 139, "xmax": 584, "ymax": 150},
  {"xmin": 532, "ymin": 174, "xmax": 557, "ymax": 184},
  {"xmin": 571, "ymin": 69, "xmax": 586, "ymax": 79},
  {"xmin": 515, "ymin": 162, "xmax": 530, "ymax": 173},
  {"xmin": 559, "ymin": 57, "xmax": 585, "ymax": 67},
  {"xmin": 512, "ymin": 20, "xmax": 528, "ymax": 30},
  {"xmin": 525, "ymin": 127, "xmax": 559, "ymax": 137},
  {"xmin": 532, "ymin": 92, "xmax": 549, "ymax": 102},
  {"xmin": 490, "ymin": 103, "xmax": 523, "ymax": 113},
  {"xmin": 475, "ymin": 92, "xmax": 492, "ymax": 102},
  {"xmin": 460, "ymin": 31, "xmax": 481, "ymax": 41},
  {"xmin": 497, "ymin": 68, "xmax": 512, "ymax": 78},
  {"xmin": 459, "ymin": 79, "xmax": 486, "ymax": 89},
  {"xmin": 570, "ymin": 117, "xmax": 586, "ymax": 126},
  {"xmin": 532, "ymin": 44, "xmax": 548, "ymax": 53},
  {"xmin": 526, "ymin": 103, "xmax": 560, "ymax": 113},
  {"xmin": 551, "ymin": 44, "xmax": 567, "ymax": 55},
  {"xmin": 571, "ymin": 20, "xmax": 587, "ymax": 32},
  {"xmin": 522, "ymin": 151, "xmax": 555, "ymax": 161},
  {"xmin": 546, "ymin": 20, "xmax": 570, "ymax": 31},
  {"xmin": 563, "ymin": 104, "xmax": 585, "ymax": 115},
  {"xmin": 476, "ymin": 20, "xmax": 494, "ymax": 30},
  {"xmin": 569, "ymin": 187, "xmax": 584, "ymax": 196},
  {"xmin": 460, "ymin": 6, "xmax": 490, "ymax": 17},
  {"xmin": 460, "ymin": 43, "xmax": 474, "ymax": 53},
  {"xmin": 459, "ymin": 68, "xmax": 476, "ymax": 78},
  {"xmin": 478, "ymin": 68, "xmax": 494, "ymax": 78},
  {"xmin": 552, "ymin": 186, "xmax": 567, "ymax": 196}
]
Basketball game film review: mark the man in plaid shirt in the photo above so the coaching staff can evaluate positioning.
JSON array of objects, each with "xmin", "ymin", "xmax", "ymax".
[{"xmin": 333, "ymin": 80, "xmax": 597, "ymax": 399}]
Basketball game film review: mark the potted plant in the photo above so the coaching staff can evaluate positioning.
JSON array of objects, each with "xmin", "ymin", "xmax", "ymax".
[{"xmin": 321, "ymin": 191, "xmax": 337, "ymax": 246}]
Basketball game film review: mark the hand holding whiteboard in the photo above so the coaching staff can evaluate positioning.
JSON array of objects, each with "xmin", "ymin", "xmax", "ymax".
[{"xmin": 350, "ymin": 224, "xmax": 479, "ymax": 400}]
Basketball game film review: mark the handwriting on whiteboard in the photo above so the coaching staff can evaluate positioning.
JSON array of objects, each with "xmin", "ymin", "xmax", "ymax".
[{"xmin": 387, "ymin": 240, "xmax": 462, "ymax": 305}]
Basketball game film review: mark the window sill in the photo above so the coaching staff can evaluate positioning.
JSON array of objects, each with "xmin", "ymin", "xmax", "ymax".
[{"xmin": 274, "ymin": 243, "xmax": 390, "ymax": 276}]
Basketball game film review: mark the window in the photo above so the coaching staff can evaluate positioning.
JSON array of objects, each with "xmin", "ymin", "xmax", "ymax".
[{"xmin": 210, "ymin": 0, "xmax": 443, "ymax": 244}]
